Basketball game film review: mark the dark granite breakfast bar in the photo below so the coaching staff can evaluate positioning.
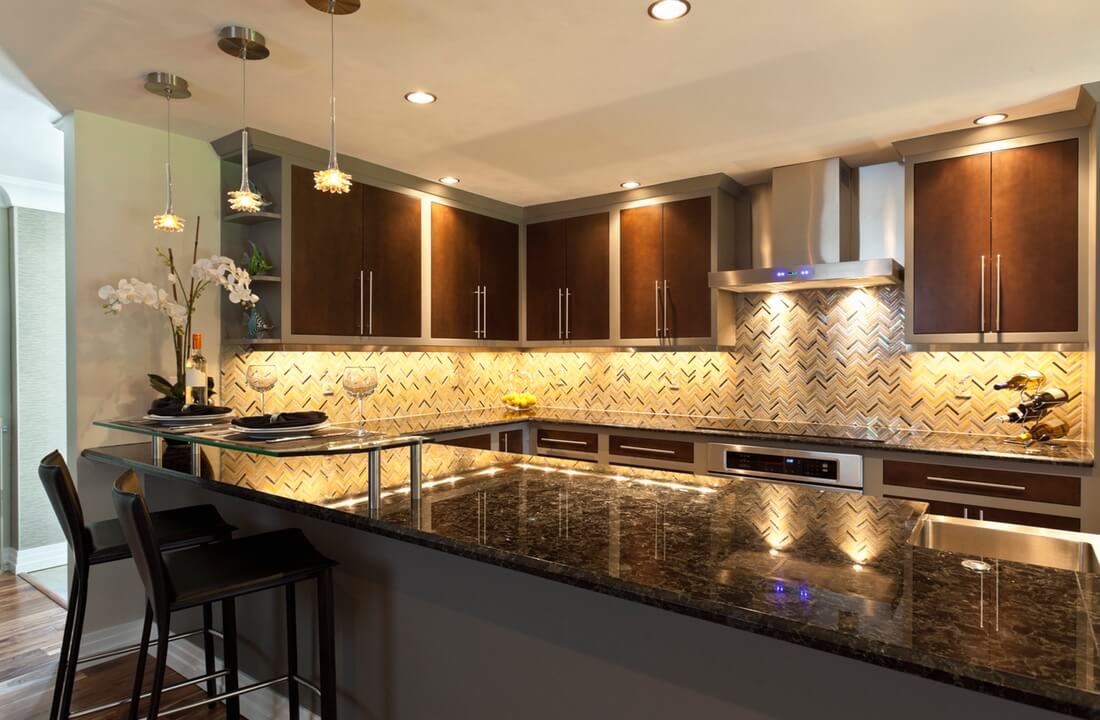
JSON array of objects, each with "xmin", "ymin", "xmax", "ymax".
[{"xmin": 83, "ymin": 441, "xmax": 1100, "ymax": 718}]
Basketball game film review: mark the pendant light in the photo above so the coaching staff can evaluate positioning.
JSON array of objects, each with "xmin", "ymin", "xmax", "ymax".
[
  {"xmin": 218, "ymin": 26, "xmax": 270, "ymax": 213},
  {"xmin": 145, "ymin": 72, "xmax": 190, "ymax": 232},
  {"xmin": 306, "ymin": 0, "xmax": 359, "ymax": 194}
]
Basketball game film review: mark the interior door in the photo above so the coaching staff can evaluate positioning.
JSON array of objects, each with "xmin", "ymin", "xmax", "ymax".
[
  {"xmin": 565, "ymin": 212, "xmax": 610, "ymax": 341},
  {"xmin": 430, "ymin": 203, "xmax": 480, "ymax": 339},
  {"xmin": 290, "ymin": 165, "xmax": 364, "ymax": 336},
  {"xmin": 480, "ymin": 215, "xmax": 520, "ymax": 341},
  {"xmin": 525, "ymin": 218, "xmax": 568, "ymax": 341},
  {"xmin": 364, "ymin": 185, "xmax": 421, "ymax": 338},
  {"xmin": 911, "ymin": 153, "xmax": 991, "ymax": 336},
  {"xmin": 661, "ymin": 196, "xmax": 711, "ymax": 339},
  {"xmin": 619, "ymin": 204, "xmax": 663, "ymax": 339},
  {"xmin": 991, "ymin": 138, "xmax": 1078, "ymax": 334}
]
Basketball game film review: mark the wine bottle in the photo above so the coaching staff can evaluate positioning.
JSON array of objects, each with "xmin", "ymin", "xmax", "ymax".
[
  {"xmin": 993, "ymin": 370, "xmax": 1045, "ymax": 391},
  {"xmin": 1028, "ymin": 419, "xmax": 1069, "ymax": 443},
  {"xmin": 185, "ymin": 333, "xmax": 208, "ymax": 405},
  {"xmin": 1020, "ymin": 386, "xmax": 1069, "ymax": 411}
]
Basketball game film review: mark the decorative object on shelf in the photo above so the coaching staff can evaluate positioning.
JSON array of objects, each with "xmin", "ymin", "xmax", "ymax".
[
  {"xmin": 307, "ymin": 0, "xmax": 358, "ymax": 194},
  {"xmin": 503, "ymin": 369, "xmax": 537, "ymax": 411},
  {"xmin": 218, "ymin": 25, "xmax": 270, "ymax": 213},
  {"xmin": 246, "ymin": 363, "xmax": 278, "ymax": 414},
  {"xmin": 993, "ymin": 372, "xmax": 1071, "ymax": 446},
  {"xmin": 97, "ymin": 217, "xmax": 259, "ymax": 399},
  {"xmin": 242, "ymin": 240, "xmax": 274, "ymax": 276},
  {"xmin": 145, "ymin": 72, "xmax": 191, "ymax": 232},
  {"xmin": 342, "ymin": 365, "xmax": 378, "ymax": 436},
  {"xmin": 244, "ymin": 305, "xmax": 276, "ymax": 339}
]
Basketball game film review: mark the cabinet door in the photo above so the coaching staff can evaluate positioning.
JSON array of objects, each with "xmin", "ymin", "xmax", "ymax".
[
  {"xmin": 364, "ymin": 185, "xmax": 421, "ymax": 338},
  {"xmin": 290, "ymin": 165, "xmax": 364, "ymax": 336},
  {"xmin": 565, "ymin": 212, "xmax": 610, "ymax": 341},
  {"xmin": 525, "ymin": 219, "xmax": 568, "ymax": 341},
  {"xmin": 619, "ymin": 205, "xmax": 663, "ymax": 339},
  {"xmin": 499, "ymin": 428, "xmax": 525, "ymax": 454},
  {"xmin": 430, "ymin": 204, "xmax": 480, "ymax": 339},
  {"xmin": 991, "ymin": 138, "xmax": 1078, "ymax": 334},
  {"xmin": 911, "ymin": 153, "xmax": 991, "ymax": 335},
  {"xmin": 480, "ymin": 215, "xmax": 520, "ymax": 341},
  {"xmin": 661, "ymin": 197, "xmax": 711, "ymax": 339},
  {"xmin": 436, "ymin": 432, "xmax": 492, "ymax": 450}
]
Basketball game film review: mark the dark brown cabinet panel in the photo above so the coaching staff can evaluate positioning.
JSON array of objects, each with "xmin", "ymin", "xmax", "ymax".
[
  {"xmin": 620, "ymin": 198, "xmax": 711, "ymax": 340},
  {"xmin": 536, "ymin": 428, "xmax": 598, "ymax": 454},
  {"xmin": 911, "ymin": 153, "xmax": 991, "ymax": 335},
  {"xmin": 290, "ymin": 165, "xmax": 364, "ymax": 336},
  {"xmin": 431, "ymin": 203, "xmax": 519, "ymax": 341},
  {"xmin": 436, "ymin": 432, "xmax": 492, "ymax": 451},
  {"xmin": 620, "ymin": 204, "xmax": 664, "ymax": 339},
  {"xmin": 526, "ymin": 213, "xmax": 609, "ymax": 342},
  {"xmin": 499, "ymin": 429, "xmax": 525, "ymax": 454},
  {"xmin": 662, "ymin": 197, "xmax": 711, "ymax": 339},
  {"xmin": 991, "ymin": 138, "xmax": 1078, "ymax": 333},
  {"xmin": 884, "ymin": 495, "xmax": 1079, "ymax": 531},
  {"xmin": 883, "ymin": 460, "xmax": 1080, "ymax": 507},
  {"xmin": 363, "ymin": 185, "xmax": 421, "ymax": 338},
  {"xmin": 609, "ymin": 434, "xmax": 694, "ymax": 465}
]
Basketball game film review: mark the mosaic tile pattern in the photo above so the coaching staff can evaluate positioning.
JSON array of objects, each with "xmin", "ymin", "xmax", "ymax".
[{"xmin": 222, "ymin": 286, "xmax": 1086, "ymax": 440}]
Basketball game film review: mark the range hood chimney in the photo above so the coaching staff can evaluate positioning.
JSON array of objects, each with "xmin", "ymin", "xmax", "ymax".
[{"xmin": 710, "ymin": 158, "xmax": 903, "ymax": 292}]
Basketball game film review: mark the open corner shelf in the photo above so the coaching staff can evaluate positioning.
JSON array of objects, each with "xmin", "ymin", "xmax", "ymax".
[{"xmin": 223, "ymin": 211, "xmax": 282, "ymax": 226}]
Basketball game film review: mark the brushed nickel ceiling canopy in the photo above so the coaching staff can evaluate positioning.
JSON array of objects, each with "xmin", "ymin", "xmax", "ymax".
[
  {"xmin": 304, "ymin": 0, "xmax": 360, "ymax": 15},
  {"xmin": 143, "ymin": 72, "xmax": 190, "ymax": 99},
  {"xmin": 217, "ymin": 26, "xmax": 270, "ymax": 60}
]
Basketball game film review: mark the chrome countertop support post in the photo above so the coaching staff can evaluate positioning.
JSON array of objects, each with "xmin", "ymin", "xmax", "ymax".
[
  {"xmin": 409, "ymin": 441, "xmax": 422, "ymax": 502},
  {"xmin": 151, "ymin": 436, "xmax": 163, "ymax": 467},
  {"xmin": 367, "ymin": 448, "xmax": 382, "ymax": 515},
  {"xmin": 190, "ymin": 443, "xmax": 202, "ymax": 476}
]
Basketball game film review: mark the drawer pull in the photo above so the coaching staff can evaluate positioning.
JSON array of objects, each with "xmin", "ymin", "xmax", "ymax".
[
  {"xmin": 540, "ymin": 438, "xmax": 590, "ymax": 446},
  {"xmin": 617, "ymin": 445, "xmax": 677, "ymax": 456},
  {"xmin": 926, "ymin": 476, "xmax": 1026, "ymax": 492}
]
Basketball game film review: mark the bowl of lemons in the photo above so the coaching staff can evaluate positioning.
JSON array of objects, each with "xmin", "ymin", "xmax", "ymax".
[{"xmin": 503, "ymin": 391, "xmax": 538, "ymax": 411}]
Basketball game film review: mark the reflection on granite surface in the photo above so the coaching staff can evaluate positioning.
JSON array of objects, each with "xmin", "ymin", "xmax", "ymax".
[{"xmin": 85, "ymin": 442, "xmax": 1100, "ymax": 717}]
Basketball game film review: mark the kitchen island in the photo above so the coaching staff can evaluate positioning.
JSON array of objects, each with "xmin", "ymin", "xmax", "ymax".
[{"xmin": 82, "ymin": 441, "xmax": 1098, "ymax": 719}]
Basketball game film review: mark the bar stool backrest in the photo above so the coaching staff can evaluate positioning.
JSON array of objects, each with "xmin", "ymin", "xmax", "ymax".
[
  {"xmin": 112, "ymin": 470, "xmax": 172, "ymax": 617},
  {"xmin": 38, "ymin": 450, "xmax": 87, "ymax": 562}
]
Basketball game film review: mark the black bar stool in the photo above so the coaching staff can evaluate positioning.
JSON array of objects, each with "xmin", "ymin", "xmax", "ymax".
[
  {"xmin": 37, "ymin": 450, "xmax": 236, "ymax": 720},
  {"xmin": 112, "ymin": 469, "xmax": 339, "ymax": 719}
]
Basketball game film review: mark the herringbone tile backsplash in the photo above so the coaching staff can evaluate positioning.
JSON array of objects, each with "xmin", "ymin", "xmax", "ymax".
[{"xmin": 221, "ymin": 286, "xmax": 1086, "ymax": 439}]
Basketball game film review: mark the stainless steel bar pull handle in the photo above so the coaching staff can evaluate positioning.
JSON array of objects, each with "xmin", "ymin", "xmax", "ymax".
[
  {"xmin": 663, "ymin": 280, "xmax": 669, "ymax": 336},
  {"xmin": 979, "ymin": 255, "xmax": 985, "ymax": 333},
  {"xmin": 618, "ymin": 445, "xmax": 677, "ymax": 456},
  {"xmin": 482, "ymin": 285, "xmax": 488, "ymax": 339},
  {"xmin": 358, "ymin": 270, "xmax": 365, "ymax": 335},
  {"xmin": 541, "ymin": 438, "xmax": 589, "ymax": 446},
  {"xmin": 558, "ymin": 288, "xmax": 563, "ymax": 340},
  {"xmin": 926, "ymin": 475, "xmax": 1026, "ymax": 492},
  {"xmin": 994, "ymin": 254, "xmax": 1002, "ymax": 333},
  {"xmin": 565, "ymin": 288, "xmax": 571, "ymax": 339},
  {"xmin": 655, "ymin": 280, "xmax": 661, "ymax": 337},
  {"xmin": 474, "ymin": 286, "xmax": 481, "ymax": 339},
  {"xmin": 368, "ymin": 270, "xmax": 374, "ymax": 336}
]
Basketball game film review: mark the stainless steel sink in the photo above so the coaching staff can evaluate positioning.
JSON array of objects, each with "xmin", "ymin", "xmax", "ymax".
[{"xmin": 908, "ymin": 514, "xmax": 1100, "ymax": 573}]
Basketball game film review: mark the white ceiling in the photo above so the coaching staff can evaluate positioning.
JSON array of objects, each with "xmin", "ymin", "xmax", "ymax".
[
  {"xmin": 1, "ymin": 0, "xmax": 1098, "ymax": 206},
  {"xmin": 0, "ymin": 47, "xmax": 63, "ymax": 189}
]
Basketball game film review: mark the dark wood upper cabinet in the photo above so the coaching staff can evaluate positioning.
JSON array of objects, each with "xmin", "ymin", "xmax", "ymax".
[
  {"xmin": 620, "ymin": 198, "xmax": 711, "ymax": 340},
  {"xmin": 363, "ymin": 185, "xmax": 421, "ymax": 338},
  {"xmin": 909, "ymin": 135, "xmax": 1082, "ymax": 343},
  {"xmin": 291, "ymin": 165, "xmax": 364, "ymax": 336},
  {"xmin": 991, "ymin": 138, "xmax": 1078, "ymax": 334},
  {"xmin": 911, "ymin": 153, "xmax": 991, "ymax": 335},
  {"xmin": 430, "ymin": 203, "xmax": 519, "ymax": 341},
  {"xmin": 525, "ymin": 212, "xmax": 609, "ymax": 342}
]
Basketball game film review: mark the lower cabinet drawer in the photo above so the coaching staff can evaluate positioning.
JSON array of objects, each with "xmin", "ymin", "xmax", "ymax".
[
  {"xmin": 885, "ymin": 495, "xmax": 1080, "ymax": 531},
  {"xmin": 436, "ymin": 432, "xmax": 492, "ymax": 451},
  {"xmin": 883, "ymin": 460, "xmax": 1080, "ymax": 507},
  {"xmin": 536, "ymin": 428, "xmax": 598, "ymax": 454},
  {"xmin": 609, "ymin": 434, "xmax": 694, "ymax": 464}
]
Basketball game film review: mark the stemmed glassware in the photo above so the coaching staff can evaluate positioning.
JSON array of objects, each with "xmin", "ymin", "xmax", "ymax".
[
  {"xmin": 246, "ymin": 364, "xmax": 277, "ymax": 416},
  {"xmin": 342, "ymin": 366, "xmax": 378, "ymax": 437}
]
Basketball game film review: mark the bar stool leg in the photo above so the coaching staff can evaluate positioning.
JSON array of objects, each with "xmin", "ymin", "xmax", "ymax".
[
  {"xmin": 127, "ymin": 604, "xmax": 154, "ymax": 720},
  {"xmin": 58, "ymin": 566, "xmax": 89, "ymax": 720},
  {"xmin": 202, "ymin": 603, "xmax": 217, "ymax": 707},
  {"xmin": 48, "ymin": 570, "xmax": 81, "ymax": 720},
  {"xmin": 222, "ymin": 597, "xmax": 241, "ymax": 720},
  {"xmin": 286, "ymin": 583, "xmax": 299, "ymax": 720},
  {"xmin": 317, "ymin": 567, "xmax": 337, "ymax": 719},
  {"xmin": 145, "ymin": 614, "xmax": 171, "ymax": 720}
]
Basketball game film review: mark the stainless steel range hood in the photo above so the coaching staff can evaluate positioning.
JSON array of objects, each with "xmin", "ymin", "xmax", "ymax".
[{"xmin": 710, "ymin": 158, "xmax": 904, "ymax": 293}]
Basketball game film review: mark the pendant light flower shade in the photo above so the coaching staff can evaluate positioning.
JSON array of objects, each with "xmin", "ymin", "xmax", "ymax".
[
  {"xmin": 145, "ymin": 72, "xmax": 190, "ymax": 232},
  {"xmin": 307, "ymin": 0, "xmax": 359, "ymax": 193},
  {"xmin": 218, "ymin": 26, "xmax": 270, "ymax": 213}
]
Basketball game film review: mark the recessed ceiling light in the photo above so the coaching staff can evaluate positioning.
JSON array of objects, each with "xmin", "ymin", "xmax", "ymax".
[
  {"xmin": 439, "ymin": 176, "xmax": 460, "ymax": 185},
  {"xmin": 647, "ymin": 0, "xmax": 691, "ymax": 21},
  {"xmin": 620, "ymin": 180, "xmax": 641, "ymax": 189},
  {"xmin": 405, "ymin": 90, "xmax": 437, "ymax": 105},
  {"xmin": 974, "ymin": 113, "xmax": 1008, "ymax": 125}
]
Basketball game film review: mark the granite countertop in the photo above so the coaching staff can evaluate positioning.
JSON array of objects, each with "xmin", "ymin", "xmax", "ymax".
[
  {"xmin": 355, "ymin": 406, "xmax": 1095, "ymax": 467},
  {"xmin": 86, "ymin": 442, "xmax": 1100, "ymax": 718}
]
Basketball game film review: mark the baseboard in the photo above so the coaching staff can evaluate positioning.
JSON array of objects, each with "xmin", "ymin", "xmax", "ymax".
[
  {"xmin": 10, "ymin": 542, "xmax": 68, "ymax": 573},
  {"xmin": 0, "ymin": 546, "xmax": 15, "ymax": 572}
]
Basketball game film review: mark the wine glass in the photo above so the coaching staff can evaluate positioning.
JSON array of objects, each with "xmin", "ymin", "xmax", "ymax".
[
  {"xmin": 342, "ymin": 366, "xmax": 378, "ymax": 437},
  {"xmin": 246, "ymin": 364, "xmax": 277, "ymax": 415}
]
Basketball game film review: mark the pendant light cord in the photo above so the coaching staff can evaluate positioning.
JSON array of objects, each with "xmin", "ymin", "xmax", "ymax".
[
  {"xmin": 165, "ymin": 93, "xmax": 174, "ymax": 214},
  {"xmin": 328, "ymin": 6, "xmax": 337, "ymax": 169},
  {"xmin": 240, "ymin": 50, "xmax": 250, "ymax": 191}
]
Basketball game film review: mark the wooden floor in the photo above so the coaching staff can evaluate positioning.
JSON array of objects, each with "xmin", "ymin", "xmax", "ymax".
[{"xmin": 0, "ymin": 572, "xmax": 232, "ymax": 719}]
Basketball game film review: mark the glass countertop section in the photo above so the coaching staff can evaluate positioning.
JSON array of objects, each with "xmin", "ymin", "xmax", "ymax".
[{"xmin": 94, "ymin": 417, "xmax": 427, "ymax": 457}]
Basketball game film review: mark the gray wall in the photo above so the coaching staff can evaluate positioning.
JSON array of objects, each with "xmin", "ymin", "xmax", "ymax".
[{"xmin": 11, "ymin": 206, "xmax": 65, "ymax": 550}]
